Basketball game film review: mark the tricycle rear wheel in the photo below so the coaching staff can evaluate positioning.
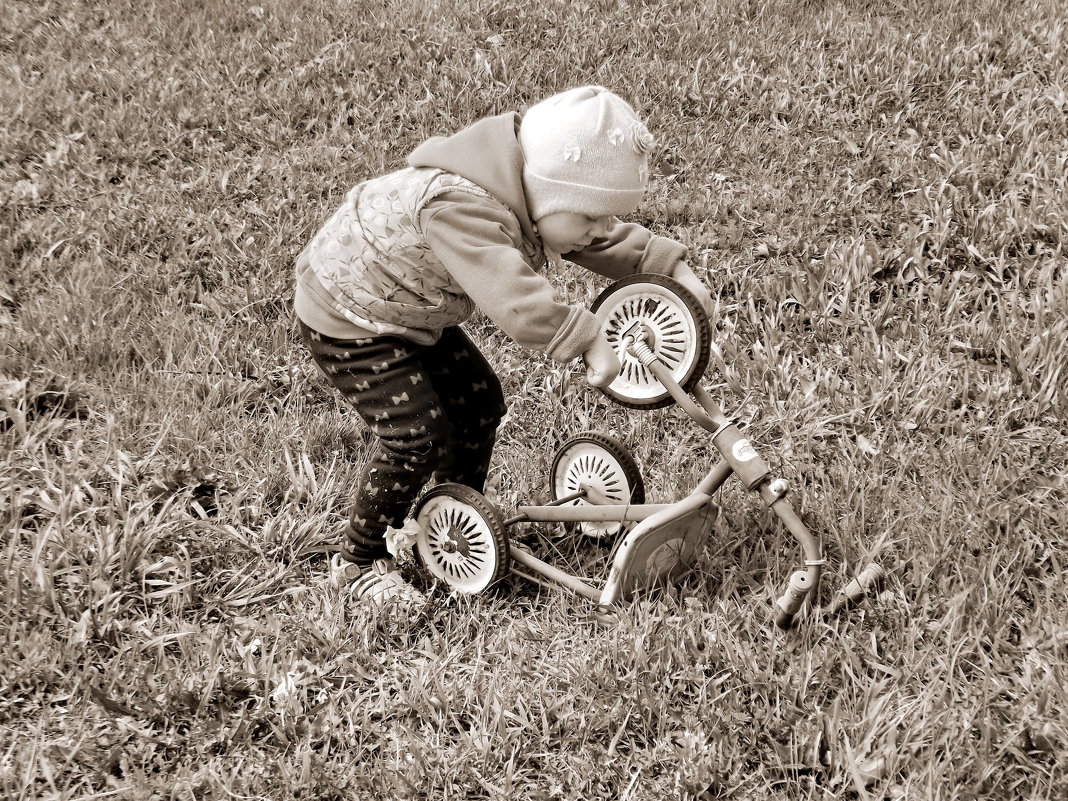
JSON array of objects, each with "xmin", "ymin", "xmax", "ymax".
[
  {"xmin": 413, "ymin": 484, "xmax": 510, "ymax": 593},
  {"xmin": 550, "ymin": 432, "xmax": 645, "ymax": 539}
]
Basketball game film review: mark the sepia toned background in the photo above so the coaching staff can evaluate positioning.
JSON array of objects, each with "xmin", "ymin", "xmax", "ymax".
[{"xmin": 2, "ymin": 0, "xmax": 1065, "ymax": 797}]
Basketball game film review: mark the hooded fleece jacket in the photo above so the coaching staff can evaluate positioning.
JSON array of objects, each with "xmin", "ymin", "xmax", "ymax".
[{"xmin": 294, "ymin": 112, "xmax": 687, "ymax": 362}]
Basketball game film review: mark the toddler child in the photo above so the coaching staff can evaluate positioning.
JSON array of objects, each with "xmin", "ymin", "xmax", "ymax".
[{"xmin": 294, "ymin": 85, "xmax": 712, "ymax": 604}]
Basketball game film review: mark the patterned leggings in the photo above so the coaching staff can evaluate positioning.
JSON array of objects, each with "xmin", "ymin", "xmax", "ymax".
[{"xmin": 300, "ymin": 322, "xmax": 507, "ymax": 564}]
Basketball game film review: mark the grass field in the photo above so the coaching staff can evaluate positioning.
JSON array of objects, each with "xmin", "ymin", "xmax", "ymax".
[{"xmin": 2, "ymin": 0, "xmax": 1066, "ymax": 798}]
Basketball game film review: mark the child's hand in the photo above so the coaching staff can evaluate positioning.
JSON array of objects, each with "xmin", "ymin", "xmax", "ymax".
[
  {"xmin": 583, "ymin": 335, "xmax": 621, "ymax": 388},
  {"xmin": 672, "ymin": 262, "xmax": 714, "ymax": 318}
]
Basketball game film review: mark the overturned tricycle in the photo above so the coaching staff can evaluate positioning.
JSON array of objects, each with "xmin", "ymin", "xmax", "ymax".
[{"xmin": 413, "ymin": 275, "xmax": 882, "ymax": 627}]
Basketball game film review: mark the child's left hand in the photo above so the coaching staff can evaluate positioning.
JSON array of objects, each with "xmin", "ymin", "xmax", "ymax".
[{"xmin": 671, "ymin": 263, "xmax": 714, "ymax": 318}]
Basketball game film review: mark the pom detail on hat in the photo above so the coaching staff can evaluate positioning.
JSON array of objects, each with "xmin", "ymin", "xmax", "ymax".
[
  {"xmin": 630, "ymin": 121, "xmax": 655, "ymax": 156},
  {"xmin": 519, "ymin": 86, "xmax": 654, "ymax": 220}
]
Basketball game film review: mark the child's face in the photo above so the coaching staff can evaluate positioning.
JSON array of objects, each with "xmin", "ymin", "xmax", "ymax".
[{"xmin": 536, "ymin": 212, "xmax": 615, "ymax": 254}]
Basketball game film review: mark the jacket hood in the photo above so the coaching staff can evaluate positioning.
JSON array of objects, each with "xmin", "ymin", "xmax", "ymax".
[{"xmin": 407, "ymin": 112, "xmax": 536, "ymax": 242}]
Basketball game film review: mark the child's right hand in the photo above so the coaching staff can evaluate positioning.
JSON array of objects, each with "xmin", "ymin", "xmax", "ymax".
[{"xmin": 582, "ymin": 335, "xmax": 621, "ymax": 388}]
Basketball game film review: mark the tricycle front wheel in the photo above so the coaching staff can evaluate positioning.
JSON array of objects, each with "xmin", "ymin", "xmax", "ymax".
[{"xmin": 591, "ymin": 273, "xmax": 711, "ymax": 409}]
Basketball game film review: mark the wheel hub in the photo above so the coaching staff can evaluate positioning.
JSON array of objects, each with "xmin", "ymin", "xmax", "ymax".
[
  {"xmin": 618, "ymin": 320, "xmax": 657, "ymax": 357},
  {"xmin": 440, "ymin": 526, "xmax": 470, "ymax": 557}
]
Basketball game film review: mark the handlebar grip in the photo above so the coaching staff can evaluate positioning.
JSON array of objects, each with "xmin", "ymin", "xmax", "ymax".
[
  {"xmin": 590, "ymin": 604, "xmax": 620, "ymax": 627},
  {"xmin": 827, "ymin": 563, "xmax": 885, "ymax": 615},
  {"xmin": 773, "ymin": 570, "xmax": 813, "ymax": 629}
]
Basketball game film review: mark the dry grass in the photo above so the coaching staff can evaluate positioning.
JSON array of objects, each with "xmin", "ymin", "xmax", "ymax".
[{"xmin": 2, "ymin": 0, "xmax": 1066, "ymax": 798}]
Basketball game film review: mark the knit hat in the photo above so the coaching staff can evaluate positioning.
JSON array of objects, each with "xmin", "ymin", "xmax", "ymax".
[{"xmin": 519, "ymin": 86, "xmax": 655, "ymax": 220}]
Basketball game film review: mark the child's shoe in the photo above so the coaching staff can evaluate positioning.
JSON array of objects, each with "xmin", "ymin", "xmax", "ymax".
[{"xmin": 329, "ymin": 553, "xmax": 426, "ymax": 608}]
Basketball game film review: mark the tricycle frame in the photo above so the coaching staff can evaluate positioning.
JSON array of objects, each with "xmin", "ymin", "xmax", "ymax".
[{"xmin": 498, "ymin": 343, "xmax": 824, "ymax": 628}]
